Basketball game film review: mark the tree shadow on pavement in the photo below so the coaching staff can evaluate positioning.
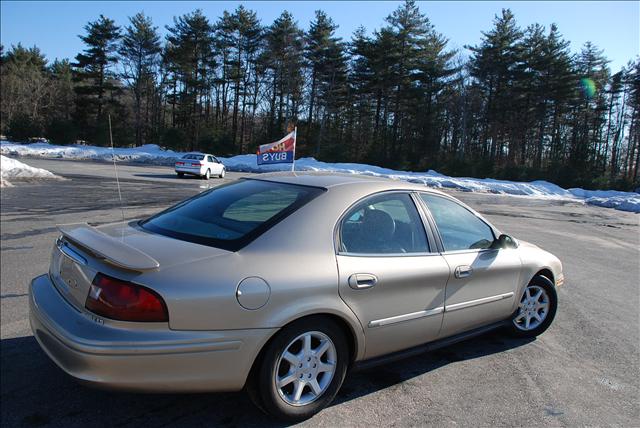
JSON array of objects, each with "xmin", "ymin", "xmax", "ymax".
[{"xmin": 0, "ymin": 331, "xmax": 533, "ymax": 428}]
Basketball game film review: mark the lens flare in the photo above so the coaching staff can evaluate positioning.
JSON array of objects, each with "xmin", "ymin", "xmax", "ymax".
[{"xmin": 580, "ymin": 78, "xmax": 596, "ymax": 99}]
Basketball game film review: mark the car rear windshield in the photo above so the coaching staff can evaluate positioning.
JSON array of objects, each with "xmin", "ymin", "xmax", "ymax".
[
  {"xmin": 182, "ymin": 154, "xmax": 204, "ymax": 160},
  {"xmin": 140, "ymin": 179, "xmax": 324, "ymax": 251}
]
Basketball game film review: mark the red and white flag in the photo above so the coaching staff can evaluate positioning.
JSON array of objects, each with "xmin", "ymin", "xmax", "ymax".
[{"xmin": 257, "ymin": 129, "xmax": 296, "ymax": 165}]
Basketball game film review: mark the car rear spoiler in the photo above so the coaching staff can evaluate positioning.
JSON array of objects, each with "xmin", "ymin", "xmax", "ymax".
[{"xmin": 57, "ymin": 223, "xmax": 160, "ymax": 271}]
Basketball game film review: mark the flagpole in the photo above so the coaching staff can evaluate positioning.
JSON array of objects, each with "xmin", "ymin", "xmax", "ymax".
[{"xmin": 292, "ymin": 127, "xmax": 297, "ymax": 173}]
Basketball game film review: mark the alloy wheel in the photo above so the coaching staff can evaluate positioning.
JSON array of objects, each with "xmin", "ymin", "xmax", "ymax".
[
  {"xmin": 513, "ymin": 285, "xmax": 550, "ymax": 331},
  {"xmin": 274, "ymin": 331, "xmax": 337, "ymax": 406}
]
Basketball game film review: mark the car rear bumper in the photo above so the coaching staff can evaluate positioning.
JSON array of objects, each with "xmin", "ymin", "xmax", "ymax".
[
  {"xmin": 29, "ymin": 274, "xmax": 276, "ymax": 392},
  {"xmin": 175, "ymin": 166, "xmax": 205, "ymax": 175}
]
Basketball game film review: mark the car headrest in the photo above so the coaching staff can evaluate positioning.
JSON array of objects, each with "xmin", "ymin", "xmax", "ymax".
[{"xmin": 362, "ymin": 209, "xmax": 395, "ymax": 242}]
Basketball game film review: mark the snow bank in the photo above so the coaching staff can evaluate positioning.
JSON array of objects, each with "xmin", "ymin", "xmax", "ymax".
[
  {"xmin": 2, "ymin": 141, "xmax": 638, "ymax": 213},
  {"xmin": 224, "ymin": 155, "xmax": 573, "ymax": 198},
  {"xmin": 1, "ymin": 155, "xmax": 61, "ymax": 187},
  {"xmin": 1, "ymin": 142, "xmax": 179, "ymax": 165},
  {"xmin": 567, "ymin": 188, "xmax": 640, "ymax": 213}
]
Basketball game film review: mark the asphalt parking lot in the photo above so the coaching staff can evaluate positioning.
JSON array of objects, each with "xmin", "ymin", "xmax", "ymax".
[{"xmin": 1, "ymin": 158, "xmax": 638, "ymax": 427}]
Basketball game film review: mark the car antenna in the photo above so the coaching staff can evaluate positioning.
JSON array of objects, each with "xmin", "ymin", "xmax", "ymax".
[{"xmin": 108, "ymin": 114, "xmax": 126, "ymax": 241}]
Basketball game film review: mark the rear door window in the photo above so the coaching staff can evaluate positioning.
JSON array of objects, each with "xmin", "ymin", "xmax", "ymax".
[{"xmin": 340, "ymin": 193, "xmax": 429, "ymax": 254}]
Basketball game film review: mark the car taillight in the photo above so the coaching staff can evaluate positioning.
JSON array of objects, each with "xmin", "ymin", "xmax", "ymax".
[
  {"xmin": 85, "ymin": 273, "xmax": 168, "ymax": 322},
  {"xmin": 175, "ymin": 161, "xmax": 184, "ymax": 166},
  {"xmin": 192, "ymin": 162, "xmax": 203, "ymax": 166}
]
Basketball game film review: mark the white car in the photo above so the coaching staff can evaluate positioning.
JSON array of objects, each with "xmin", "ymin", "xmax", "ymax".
[{"xmin": 175, "ymin": 153, "xmax": 225, "ymax": 179}]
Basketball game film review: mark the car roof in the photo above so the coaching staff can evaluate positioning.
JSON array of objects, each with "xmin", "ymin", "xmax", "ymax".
[{"xmin": 249, "ymin": 171, "xmax": 448, "ymax": 195}]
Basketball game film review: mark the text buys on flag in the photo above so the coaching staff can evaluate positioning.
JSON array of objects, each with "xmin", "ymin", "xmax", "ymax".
[{"xmin": 257, "ymin": 130, "xmax": 296, "ymax": 165}]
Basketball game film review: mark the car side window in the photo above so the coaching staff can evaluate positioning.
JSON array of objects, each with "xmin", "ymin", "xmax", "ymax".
[
  {"xmin": 420, "ymin": 194, "xmax": 495, "ymax": 251},
  {"xmin": 340, "ymin": 193, "xmax": 429, "ymax": 254},
  {"xmin": 207, "ymin": 156, "xmax": 214, "ymax": 163}
]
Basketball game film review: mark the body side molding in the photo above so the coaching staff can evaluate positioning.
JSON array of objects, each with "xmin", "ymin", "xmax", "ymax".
[
  {"xmin": 445, "ymin": 292, "xmax": 514, "ymax": 313},
  {"xmin": 368, "ymin": 307, "xmax": 444, "ymax": 328}
]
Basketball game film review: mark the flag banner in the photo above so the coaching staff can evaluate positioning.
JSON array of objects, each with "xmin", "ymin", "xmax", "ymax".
[{"xmin": 257, "ymin": 130, "xmax": 296, "ymax": 165}]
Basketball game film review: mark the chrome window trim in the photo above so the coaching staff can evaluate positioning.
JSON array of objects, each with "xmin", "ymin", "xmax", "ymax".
[
  {"xmin": 337, "ymin": 251, "xmax": 443, "ymax": 258},
  {"xmin": 445, "ymin": 292, "xmax": 514, "ymax": 312},
  {"xmin": 368, "ymin": 306, "xmax": 444, "ymax": 328}
]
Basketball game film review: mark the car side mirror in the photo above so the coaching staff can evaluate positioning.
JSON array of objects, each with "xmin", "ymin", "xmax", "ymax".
[{"xmin": 491, "ymin": 234, "xmax": 518, "ymax": 249}]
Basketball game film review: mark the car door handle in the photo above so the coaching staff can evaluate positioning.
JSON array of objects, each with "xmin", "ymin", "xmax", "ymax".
[
  {"xmin": 455, "ymin": 265, "xmax": 473, "ymax": 279},
  {"xmin": 348, "ymin": 274, "xmax": 378, "ymax": 290}
]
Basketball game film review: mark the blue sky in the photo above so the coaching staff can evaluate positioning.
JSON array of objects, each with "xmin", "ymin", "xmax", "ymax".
[{"xmin": 1, "ymin": 1, "xmax": 638, "ymax": 72}]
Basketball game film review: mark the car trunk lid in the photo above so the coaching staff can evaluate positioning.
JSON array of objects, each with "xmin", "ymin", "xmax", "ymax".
[
  {"xmin": 58, "ymin": 223, "xmax": 160, "ymax": 271},
  {"xmin": 50, "ymin": 222, "xmax": 231, "ymax": 313}
]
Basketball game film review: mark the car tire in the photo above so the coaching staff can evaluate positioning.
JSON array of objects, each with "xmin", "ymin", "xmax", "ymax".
[
  {"xmin": 176, "ymin": 172, "xmax": 184, "ymax": 178},
  {"xmin": 251, "ymin": 316, "xmax": 349, "ymax": 422},
  {"xmin": 507, "ymin": 275, "xmax": 557, "ymax": 338},
  {"xmin": 219, "ymin": 168, "xmax": 225, "ymax": 178},
  {"xmin": 203, "ymin": 169, "xmax": 210, "ymax": 180}
]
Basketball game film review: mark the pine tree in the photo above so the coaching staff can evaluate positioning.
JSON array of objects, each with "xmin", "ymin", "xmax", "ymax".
[
  {"xmin": 165, "ymin": 10, "xmax": 215, "ymax": 150},
  {"xmin": 541, "ymin": 24, "xmax": 574, "ymax": 167},
  {"xmin": 383, "ymin": 0, "xmax": 434, "ymax": 160},
  {"xmin": 413, "ymin": 19, "xmax": 457, "ymax": 165},
  {"xmin": 623, "ymin": 60, "xmax": 640, "ymax": 183},
  {"xmin": 73, "ymin": 15, "xmax": 121, "ymax": 138},
  {"xmin": 119, "ymin": 12, "xmax": 161, "ymax": 146},
  {"xmin": 468, "ymin": 9, "xmax": 524, "ymax": 164},
  {"xmin": 1, "ymin": 44, "xmax": 51, "ymax": 139},
  {"xmin": 263, "ymin": 11, "xmax": 304, "ymax": 139},
  {"xmin": 348, "ymin": 27, "xmax": 377, "ymax": 159},
  {"xmin": 317, "ymin": 36, "xmax": 349, "ymax": 158},
  {"xmin": 305, "ymin": 11, "xmax": 341, "ymax": 149},
  {"xmin": 357, "ymin": 27, "xmax": 396, "ymax": 160},
  {"xmin": 218, "ymin": 6, "xmax": 262, "ymax": 151},
  {"xmin": 603, "ymin": 70, "xmax": 624, "ymax": 175},
  {"xmin": 46, "ymin": 59, "xmax": 78, "ymax": 144},
  {"xmin": 570, "ymin": 42, "xmax": 610, "ymax": 179}
]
